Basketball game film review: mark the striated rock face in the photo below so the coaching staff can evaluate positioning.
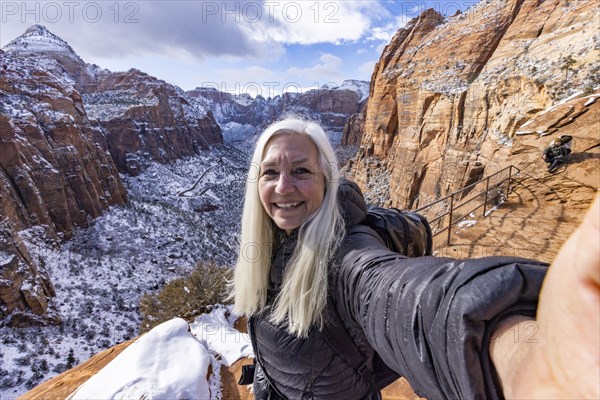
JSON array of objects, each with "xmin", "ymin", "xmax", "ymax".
[
  {"xmin": 4, "ymin": 25, "xmax": 224, "ymax": 177},
  {"xmin": 0, "ymin": 24, "xmax": 224, "ymax": 322},
  {"xmin": 348, "ymin": 0, "xmax": 600, "ymax": 208},
  {"xmin": 342, "ymin": 99, "xmax": 368, "ymax": 146},
  {"xmin": 0, "ymin": 223, "xmax": 57, "ymax": 327},
  {"xmin": 81, "ymin": 68, "xmax": 223, "ymax": 175},
  {"xmin": 0, "ymin": 26, "xmax": 124, "ymax": 324},
  {"xmin": 0, "ymin": 46, "xmax": 128, "ymax": 323},
  {"xmin": 0, "ymin": 50, "xmax": 128, "ymax": 238},
  {"xmin": 293, "ymin": 81, "xmax": 369, "ymax": 131},
  {"xmin": 187, "ymin": 80, "xmax": 369, "ymax": 146}
]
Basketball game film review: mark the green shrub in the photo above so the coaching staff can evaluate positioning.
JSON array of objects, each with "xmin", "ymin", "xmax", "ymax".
[
  {"xmin": 583, "ymin": 86, "xmax": 595, "ymax": 95},
  {"xmin": 139, "ymin": 261, "xmax": 231, "ymax": 333}
]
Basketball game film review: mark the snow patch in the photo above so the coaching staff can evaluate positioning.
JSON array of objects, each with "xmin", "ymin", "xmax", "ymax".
[
  {"xmin": 540, "ymin": 92, "xmax": 583, "ymax": 115},
  {"xmin": 68, "ymin": 318, "xmax": 212, "ymax": 400},
  {"xmin": 584, "ymin": 95, "xmax": 600, "ymax": 107},
  {"xmin": 0, "ymin": 251, "xmax": 16, "ymax": 265},
  {"xmin": 83, "ymin": 90, "xmax": 160, "ymax": 121},
  {"xmin": 457, "ymin": 219, "xmax": 477, "ymax": 228},
  {"xmin": 190, "ymin": 305, "xmax": 253, "ymax": 367},
  {"xmin": 67, "ymin": 306, "xmax": 252, "ymax": 400}
]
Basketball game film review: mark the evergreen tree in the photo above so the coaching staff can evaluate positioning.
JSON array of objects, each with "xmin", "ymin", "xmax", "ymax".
[
  {"xmin": 66, "ymin": 348, "xmax": 76, "ymax": 369},
  {"xmin": 561, "ymin": 55, "xmax": 577, "ymax": 79}
]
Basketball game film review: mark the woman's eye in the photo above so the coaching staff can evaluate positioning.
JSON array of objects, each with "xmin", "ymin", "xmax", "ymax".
[
  {"xmin": 293, "ymin": 167, "xmax": 311, "ymax": 175},
  {"xmin": 261, "ymin": 169, "xmax": 278, "ymax": 179}
]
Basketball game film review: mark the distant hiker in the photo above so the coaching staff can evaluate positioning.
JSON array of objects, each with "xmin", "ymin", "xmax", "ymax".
[
  {"xmin": 232, "ymin": 118, "xmax": 599, "ymax": 399},
  {"xmin": 543, "ymin": 134, "xmax": 573, "ymax": 172}
]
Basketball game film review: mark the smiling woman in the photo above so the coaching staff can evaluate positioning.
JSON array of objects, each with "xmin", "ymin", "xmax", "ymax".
[
  {"xmin": 258, "ymin": 134, "xmax": 326, "ymax": 234},
  {"xmin": 234, "ymin": 119, "xmax": 345, "ymax": 341},
  {"xmin": 231, "ymin": 117, "xmax": 600, "ymax": 400}
]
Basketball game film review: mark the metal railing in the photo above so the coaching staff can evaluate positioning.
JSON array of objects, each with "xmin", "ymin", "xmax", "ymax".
[{"xmin": 415, "ymin": 165, "xmax": 520, "ymax": 246}]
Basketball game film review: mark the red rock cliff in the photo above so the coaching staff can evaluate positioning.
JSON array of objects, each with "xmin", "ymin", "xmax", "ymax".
[
  {"xmin": 81, "ymin": 68, "xmax": 223, "ymax": 175},
  {"xmin": 349, "ymin": 0, "xmax": 599, "ymax": 208},
  {"xmin": 0, "ymin": 49, "xmax": 127, "ymax": 325}
]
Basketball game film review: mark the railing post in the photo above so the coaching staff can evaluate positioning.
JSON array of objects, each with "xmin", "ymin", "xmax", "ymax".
[
  {"xmin": 483, "ymin": 176, "xmax": 490, "ymax": 217},
  {"xmin": 506, "ymin": 166, "xmax": 513, "ymax": 199},
  {"xmin": 447, "ymin": 193, "xmax": 454, "ymax": 246}
]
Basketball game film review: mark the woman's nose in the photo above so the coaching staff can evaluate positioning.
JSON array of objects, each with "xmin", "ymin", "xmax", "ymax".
[{"xmin": 275, "ymin": 173, "xmax": 295, "ymax": 195}]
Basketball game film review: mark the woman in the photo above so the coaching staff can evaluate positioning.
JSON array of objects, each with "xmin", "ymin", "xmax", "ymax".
[{"xmin": 232, "ymin": 118, "xmax": 599, "ymax": 399}]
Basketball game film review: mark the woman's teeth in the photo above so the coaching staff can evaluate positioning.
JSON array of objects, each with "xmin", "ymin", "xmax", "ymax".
[{"xmin": 276, "ymin": 202, "xmax": 301, "ymax": 209}]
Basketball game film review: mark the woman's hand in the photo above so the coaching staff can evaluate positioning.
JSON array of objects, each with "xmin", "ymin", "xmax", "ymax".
[{"xmin": 493, "ymin": 193, "xmax": 600, "ymax": 398}]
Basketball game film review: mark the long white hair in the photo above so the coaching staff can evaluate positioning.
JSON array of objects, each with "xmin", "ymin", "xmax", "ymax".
[{"xmin": 232, "ymin": 118, "xmax": 346, "ymax": 337}]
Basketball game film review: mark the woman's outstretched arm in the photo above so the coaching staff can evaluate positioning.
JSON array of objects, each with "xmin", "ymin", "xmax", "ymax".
[
  {"xmin": 491, "ymin": 194, "xmax": 600, "ymax": 399},
  {"xmin": 336, "ymin": 228, "xmax": 548, "ymax": 399}
]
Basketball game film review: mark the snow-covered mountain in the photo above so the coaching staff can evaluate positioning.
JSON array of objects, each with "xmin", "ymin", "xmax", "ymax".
[
  {"xmin": 4, "ymin": 24, "xmax": 80, "ymax": 56},
  {"xmin": 187, "ymin": 79, "xmax": 369, "ymax": 147},
  {"xmin": 3, "ymin": 25, "xmax": 223, "ymax": 176},
  {"xmin": 3, "ymin": 24, "xmax": 84, "ymax": 74},
  {"xmin": 0, "ymin": 25, "xmax": 224, "ymax": 330},
  {"xmin": 0, "ymin": 44, "xmax": 127, "ymax": 328},
  {"xmin": 0, "ymin": 25, "xmax": 230, "ymax": 396}
]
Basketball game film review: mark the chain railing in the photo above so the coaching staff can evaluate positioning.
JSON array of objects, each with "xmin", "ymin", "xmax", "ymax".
[{"xmin": 415, "ymin": 165, "xmax": 520, "ymax": 246}]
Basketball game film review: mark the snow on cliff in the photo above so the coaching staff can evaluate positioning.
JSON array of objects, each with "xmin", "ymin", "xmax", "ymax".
[
  {"xmin": 322, "ymin": 80, "xmax": 370, "ymax": 102},
  {"xmin": 69, "ymin": 306, "xmax": 252, "ymax": 399},
  {"xmin": 3, "ymin": 24, "xmax": 83, "ymax": 62}
]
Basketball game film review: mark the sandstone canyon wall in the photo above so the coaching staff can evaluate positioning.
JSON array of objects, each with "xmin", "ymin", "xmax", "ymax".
[
  {"xmin": 81, "ymin": 68, "xmax": 223, "ymax": 175},
  {"xmin": 0, "ymin": 48, "xmax": 127, "ymax": 325},
  {"xmin": 187, "ymin": 80, "xmax": 369, "ymax": 145},
  {"xmin": 348, "ymin": 0, "xmax": 599, "ymax": 208},
  {"xmin": 0, "ymin": 25, "xmax": 224, "ymax": 325}
]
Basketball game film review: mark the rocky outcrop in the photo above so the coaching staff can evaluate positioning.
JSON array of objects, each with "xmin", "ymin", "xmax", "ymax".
[
  {"xmin": 187, "ymin": 80, "xmax": 369, "ymax": 146},
  {"xmin": 0, "ymin": 222, "xmax": 57, "ymax": 327},
  {"xmin": 292, "ymin": 85, "xmax": 366, "ymax": 146},
  {"xmin": 4, "ymin": 25, "xmax": 224, "ymax": 177},
  {"xmin": 0, "ymin": 25, "xmax": 225, "ymax": 322},
  {"xmin": 18, "ymin": 337, "xmax": 137, "ymax": 400},
  {"xmin": 81, "ymin": 68, "xmax": 223, "ymax": 175},
  {"xmin": 0, "ymin": 51, "xmax": 127, "ymax": 238},
  {"xmin": 187, "ymin": 88, "xmax": 281, "ymax": 126},
  {"xmin": 348, "ymin": 0, "xmax": 600, "ymax": 208},
  {"xmin": 0, "ymin": 28, "xmax": 131, "ymax": 323},
  {"xmin": 342, "ymin": 99, "xmax": 368, "ymax": 146}
]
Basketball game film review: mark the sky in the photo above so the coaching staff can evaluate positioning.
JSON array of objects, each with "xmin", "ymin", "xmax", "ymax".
[{"xmin": 0, "ymin": 1, "xmax": 481, "ymax": 97}]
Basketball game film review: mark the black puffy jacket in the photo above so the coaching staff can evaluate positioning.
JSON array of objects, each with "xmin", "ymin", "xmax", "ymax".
[{"xmin": 250, "ymin": 182, "xmax": 548, "ymax": 399}]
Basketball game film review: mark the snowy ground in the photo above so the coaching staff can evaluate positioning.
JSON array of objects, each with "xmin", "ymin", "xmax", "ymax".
[
  {"xmin": 69, "ymin": 305, "xmax": 253, "ymax": 400},
  {"xmin": 0, "ymin": 144, "xmax": 249, "ymax": 398}
]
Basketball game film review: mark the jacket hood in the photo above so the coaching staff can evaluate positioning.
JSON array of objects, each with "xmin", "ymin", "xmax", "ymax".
[{"xmin": 338, "ymin": 179, "xmax": 368, "ymax": 227}]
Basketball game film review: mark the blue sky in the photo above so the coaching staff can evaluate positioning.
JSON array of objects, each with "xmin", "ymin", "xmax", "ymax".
[{"xmin": 1, "ymin": 1, "xmax": 481, "ymax": 97}]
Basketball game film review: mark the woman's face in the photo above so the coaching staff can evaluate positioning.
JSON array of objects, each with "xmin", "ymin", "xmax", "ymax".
[{"xmin": 259, "ymin": 134, "xmax": 326, "ymax": 234}]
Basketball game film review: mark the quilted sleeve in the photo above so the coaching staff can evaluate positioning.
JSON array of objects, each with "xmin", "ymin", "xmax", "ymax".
[{"xmin": 334, "ymin": 226, "xmax": 548, "ymax": 400}]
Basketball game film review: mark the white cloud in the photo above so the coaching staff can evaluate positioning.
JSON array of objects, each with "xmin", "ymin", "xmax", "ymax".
[
  {"xmin": 1, "ymin": 1, "xmax": 396, "ymax": 65},
  {"xmin": 366, "ymin": 15, "xmax": 409, "ymax": 42},
  {"xmin": 1, "ymin": 1, "xmax": 272, "ymax": 61},
  {"xmin": 241, "ymin": 1, "xmax": 389, "ymax": 45},
  {"xmin": 287, "ymin": 53, "xmax": 344, "ymax": 81},
  {"xmin": 0, "ymin": 0, "xmax": 408, "ymax": 95}
]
